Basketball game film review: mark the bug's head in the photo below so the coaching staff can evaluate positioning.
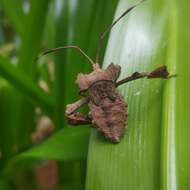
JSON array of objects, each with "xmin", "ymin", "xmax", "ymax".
[{"xmin": 75, "ymin": 63, "xmax": 121, "ymax": 96}]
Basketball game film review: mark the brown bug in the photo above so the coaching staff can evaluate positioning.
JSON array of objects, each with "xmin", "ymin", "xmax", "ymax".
[{"xmin": 39, "ymin": 0, "xmax": 175, "ymax": 143}]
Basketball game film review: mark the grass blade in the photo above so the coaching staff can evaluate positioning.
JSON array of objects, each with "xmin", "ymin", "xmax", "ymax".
[
  {"xmin": 0, "ymin": 0, "xmax": 25, "ymax": 37},
  {"xmin": 13, "ymin": 0, "xmax": 51, "ymax": 148}
]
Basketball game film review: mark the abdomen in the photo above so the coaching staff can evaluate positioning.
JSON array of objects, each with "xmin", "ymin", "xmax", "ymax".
[{"xmin": 88, "ymin": 81, "xmax": 128, "ymax": 143}]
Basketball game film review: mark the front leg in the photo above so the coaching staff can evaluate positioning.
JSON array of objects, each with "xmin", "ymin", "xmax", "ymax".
[
  {"xmin": 67, "ymin": 112, "xmax": 91, "ymax": 125},
  {"xmin": 66, "ymin": 97, "xmax": 91, "ymax": 125},
  {"xmin": 116, "ymin": 65, "xmax": 175, "ymax": 87},
  {"xmin": 66, "ymin": 97, "xmax": 89, "ymax": 115}
]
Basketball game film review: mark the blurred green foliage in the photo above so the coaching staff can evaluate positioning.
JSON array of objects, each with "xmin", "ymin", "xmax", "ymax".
[{"xmin": 0, "ymin": 0, "xmax": 117, "ymax": 189}]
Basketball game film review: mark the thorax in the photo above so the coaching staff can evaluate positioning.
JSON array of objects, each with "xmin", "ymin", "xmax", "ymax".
[{"xmin": 88, "ymin": 80, "xmax": 117, "ymax": 106}]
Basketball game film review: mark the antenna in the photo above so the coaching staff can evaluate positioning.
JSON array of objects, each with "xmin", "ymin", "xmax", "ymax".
[
  {"xmin": 35, "ymin": 45, "xmax": 95, "ymax": 66},
  {"xmin": 95, "ymin": 0, "xmax": 146, "ymax": 64}
]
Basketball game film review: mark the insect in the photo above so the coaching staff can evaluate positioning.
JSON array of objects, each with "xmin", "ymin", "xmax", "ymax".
[{"xmin": 38, "ymin": 0, "xmax": 175, "ymax": 143}]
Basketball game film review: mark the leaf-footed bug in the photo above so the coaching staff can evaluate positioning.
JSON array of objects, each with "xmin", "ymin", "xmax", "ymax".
[{"xmin": 37, "ymin": 0, "xmax": 175, "ymax": 143}]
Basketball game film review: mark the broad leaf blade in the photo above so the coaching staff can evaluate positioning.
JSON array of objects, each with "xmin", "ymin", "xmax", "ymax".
[{"xmin": 85, "ymin": 0, "xmax": 177, "ymax": 190}]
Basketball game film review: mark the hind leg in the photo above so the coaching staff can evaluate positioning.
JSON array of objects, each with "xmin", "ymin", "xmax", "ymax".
[{"xmin": 116, "ymin": 65, "xmax": 175, "ymax": 87}]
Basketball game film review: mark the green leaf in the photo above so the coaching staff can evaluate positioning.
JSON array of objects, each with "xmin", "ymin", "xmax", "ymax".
[
  {"xmin": 5, "ymin": 127, "xmax": 90, "ymax": 172},
  {"xmin": 85, "ymin": 0, "xmax": 187, "ymax": 189},
  {"xmin": 21, "ymin": 127, "xmax": 89, "ymax": 160},
  {"xmin": 0, "ymin": 56, "xmax": 54, "ymax": 115}
]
